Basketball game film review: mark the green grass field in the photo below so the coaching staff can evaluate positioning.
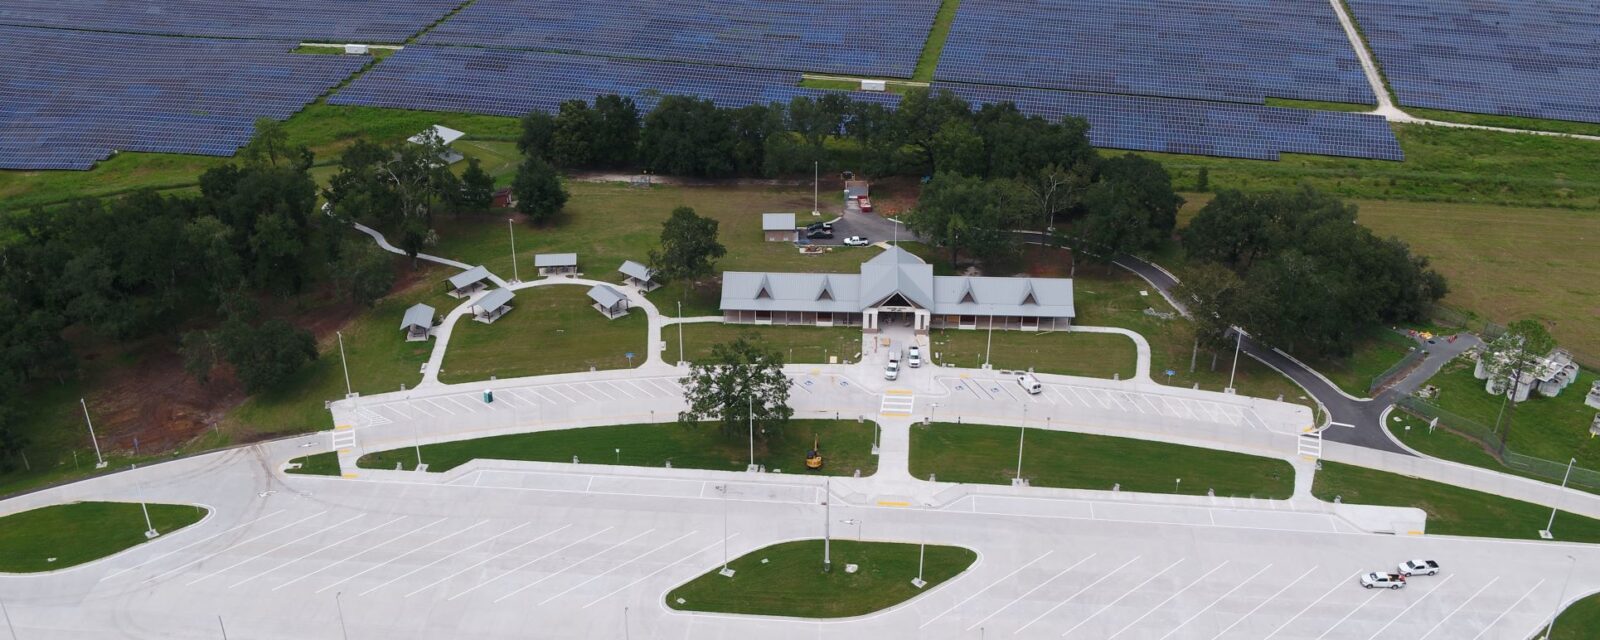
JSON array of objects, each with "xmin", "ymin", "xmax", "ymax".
[
  {"xmin": 1311, "ymin": 461, "xmax": 1600, "ymax": 542},
  {"xmin": 910, "ymin": 423, "xmax": 1295, "ymax": 498},
  {"xmin": 1314, "ymin": 330, "xmax": 1420, "ymax": 397},
  {"xmin": 438, "ymin": 285, "xmax": 648, "ymax": 383},
  {"xmin": 286, "ymin": 452, "xmax": 342, "ymax": 476},
  {"xmin": 928, "ymin": 328, "xmax": 1137, "ymax": 379},
  {"xmin": 1404, "ymin": 107, "xmax": 1600, "ymax": 138},
  {"xmin": 357, "ymin": 419, "xmax": 879, "ymax": 476},
  {"xmin": 666, "ymin": 539, "xmax": 976, "ymax": 618},
  {"xmin": 0, "ymin": 502, "xmax": 208, "ymax": 572},
  {"xmin": 1422, "ymin": 357, "xmax": 1600, "ymax": 470},
  {"xmin": 664, "ymin": 323, "xmax": 862, "ymax": 365},
  {"xmin": 1263, "ymin": 98, "xmax": 1376, "ymax": 113},
  {"xmin": 1552, "ymin": 593, "xmax": 1600, "ymax": 640},
  {"xmin": 1385, "ymin": 410, "xmax": 1600, "ymax": 497}
]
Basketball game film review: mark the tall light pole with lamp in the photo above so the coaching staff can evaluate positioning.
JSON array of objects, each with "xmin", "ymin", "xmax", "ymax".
[
  {"xmin": 1542, "ymin": 554, "xmax": 1578, "ymax": 639},
  {"xmin": 1013, "ymin": 404, "xmax": 1028, "ymax": 486},
  {"xmin": 507, "ymin": 218, "xmax": 520, "ymax": 283},
  {"xmin": 1541, "ymin": 457, "xmax": 1578, "ymax": 539}
]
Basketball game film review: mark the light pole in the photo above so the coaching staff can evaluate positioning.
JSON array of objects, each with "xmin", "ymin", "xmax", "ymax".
[
  {"xmin": 335, "ymin": 592, "xmax": 350, "ymax": 640},
  {"xmin": 812, "ymin": 161, "xmax": 820, "ymax": 216},
  {"xmin": 985, "ymin": 315, "xmax": 994, "ymax": 367},
  {"xmin": 911, "ymin": 528, "xmax": 927, "ymax": 588},
  {"xmin": 1543, "ymin": 554, "xmax": 1577, "ymax": 639},
  {"xmin": 1226, "ymin": 329, "xmax": 1242, "ymax": 392},
  {"xmin": 132, "ymin": 463, "xmax": 158, "ymax": 539},
  {"xmin": 2, "ymin": 594, "xmax": 18, "ymax": 640},
  {"xmin": 676, "ymin": 301, "xmax": 684, "ymax": 365},
  {"xmin": 507, "ymin": 218, "xmax": 520, "ymax": 283},
  {"xmin": 79, "ymin": 398, "xmax": 106, "ymax": 468},
  {"xmin": 337, "ymin": 331, "xmax": 353, "ymax": 397},
  {"xmin": 718, "ymin": 484, "xmax": 734, "ymax": 577},
  {"xmin": 823, "ymin": 477, "xmax": 832, "ymax": 572},
  {"xmin": 748, "ymin": 392, "xmax": 756, "ymax": 471},
  {"xmin": 412, "ymin": 405, "xmax": 424, "ymax": 470},
  {"xmin": 218, "ymin": 615, "xmax": 229, "ymax": 640},
  {"xmin": 1014, "ymin": 404, "xmax": 1027, "ymax": 485},
  {"xmin": 1542, "ymin": 457, "xmax": 1578, "ymax": 538}
]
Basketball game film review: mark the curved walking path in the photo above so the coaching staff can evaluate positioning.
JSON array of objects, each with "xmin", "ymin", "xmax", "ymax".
[{"xmin": 1071, "ymin": 325, "xmax": 1153, "ymax": 381}]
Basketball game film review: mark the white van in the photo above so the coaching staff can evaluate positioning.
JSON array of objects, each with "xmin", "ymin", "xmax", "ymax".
[{"xmin": 1016, "ymin": 373, "xmax": 1042, "ymax": 395}]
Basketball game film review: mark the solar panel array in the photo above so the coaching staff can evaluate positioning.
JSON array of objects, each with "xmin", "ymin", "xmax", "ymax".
[
  {"xmin": 936, "ymin": 83, "xmax": 1403, "ymax": 162},
  {"xmin": 936, "ymin": 0, "xmax": 1375, "ymax": 106},
  {"xmin": 420, "ymin": 0, "xmax": 939, "ymax": 77},
  {"xmin": 1346, "ymin": 0, "xmax": 1600, "ymax": 123},
  {"xmin": 1, "ymin": 26, "xmax": 369, "ymax": 170},
  {"xmin": 330, "ymin": 46, "xmax": 899, "ymax": 118},
  {"xmin": 0, "ymin": 0, "xmax": 463, "ymax": 43}
]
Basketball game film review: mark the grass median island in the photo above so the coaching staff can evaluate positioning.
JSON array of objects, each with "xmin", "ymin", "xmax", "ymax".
[
  {"xmin": 1552, "ymin": 593, "xmax": 1600, "ymax": 640},
  {"xmin": 439, "ymin": 285, "xmax": 648, "ymax": 383},
  {"xmin": 0, "ymin": 502, "xmax": 208, "ymax": 573},
  {"xmin": 286, "ymin": 452, "xmax": 342, "ymax": 476},
  {"xmin": 1422, "ymin": 358, "xmax": 1600, "ymax": 470},
  {"xmin": 665, "ymin": 323, "xmax": 862, "ymax": 364},
  {"xmin": 357, "ymin": 419, "xmax": 879, "ymax": 476},
  {"xmin": 1385, "ymin": 411, "xmax": 1600, "ymax": 497},
  {"xmin": 910, "ymin": 423, "xmax": 1295, "ymax": 498},
  {"xmin": 1311, "ymin": 461, "xmax": 1600, "ymax": 542},
  {"xmin": 929, "ymin": 328, "xmax": 1137, "ymax": 379},
  {"xmin": 666, "ymin": 539, "xmax": 976, "ymax": 618}
]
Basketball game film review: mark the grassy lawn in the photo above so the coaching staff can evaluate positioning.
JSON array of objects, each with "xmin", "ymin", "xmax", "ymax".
[
  {"xmin": 665, "ymin": 323, "xmax": 862, "ymax": 365},
  {"xmin": 1386, "ymin": 410, "xmax": 1600, "ymax": 497},
  {"xmin": 910, "ymin": 423, "xmax": 1295, "ymax": 498},
  {"xmin": 1404, "ymin": 107, "xmax": 1600, "ymax": 138},
  {"xmin": 286, "ymin": 452, "xmax": 342, "ymax": 476},
  {"xmin": 912, "ymin": 0, "xmax": 963, "ymax": 82},
  {"xmin": 1314, "ymin": 330, "xmax": 1419, "ymax": 397},
  {"xmin": 666, "ymin": 539, "xmax": 976, "ymax": 618},
  {"xmin": 0, "ymin": 502, "xmax": 208, "ymax": 572},
  {"xmin": 438, "ymin": 285, "xmax": 648, "ymax": 383},
  {"xmin": 929, "ymin": 328, "xmax": 1136, "ymax": 379},
  {"xmin": 226, "ymin": 266, "xmax": 453, "ymax": 435},
  {"xmin": 1422, "ymin": 356, "xmax": 1600, "ymax": 470},
  {"xmin": 1311, "ymin": 461, "xmax": 1600, "ymax": 542},
  {"xmin": 1553, "ymin": 593, "xmax": 1600, "ymax": 640},
  {"xmin": 1264, "ymin": 98, "xmax": 1376, "ymax": 113},
  {"xmin": 357, "ymin": 419, "xmax": 879, "ymax": 476}
]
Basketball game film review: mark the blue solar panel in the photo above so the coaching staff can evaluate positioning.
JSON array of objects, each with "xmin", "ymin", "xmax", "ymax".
[
  {"xmin": 0, "ymin": 26, "xmax": 369, "ymax": 170},
  {"xmin": 330, "ymin": 46, "xmax": 899, "ymax": 117},
  {"xmin": 419, "ymin": 0, "xmax": 939, "ymax": 78},
  {"xmin": 0, "ymin": 0, "xmax": 462, "ymax": 43},
  {"xmin": 936, "ymin": 0, "xmax": 1376, "ymax": 106},
  {"xmin": 1347, "ymin": 0, "xmax": 1600, "ymax": 124},
  {"xmin": 935, "ymin": 83, "xmax": 1404, "ymax": 162}
]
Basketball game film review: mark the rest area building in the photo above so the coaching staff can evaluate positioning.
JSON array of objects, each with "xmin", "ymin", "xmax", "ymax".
[{"xmin": 719, "ymin": 247, "xmax": 1074, "ymax": 334}]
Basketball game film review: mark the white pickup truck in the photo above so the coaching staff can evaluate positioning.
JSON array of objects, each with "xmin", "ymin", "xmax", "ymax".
[
  {"xmin": 1360, "ymin": 572, "xmax": 1407, "ymax": 589},
  {"xmin": 1397, "ymin": 559, "xmax": 1440, "ymax": 576}
]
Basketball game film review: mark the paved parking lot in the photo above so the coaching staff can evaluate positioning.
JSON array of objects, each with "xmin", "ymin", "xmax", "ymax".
[{"xmin": 937, "ymin": 374, "xmax": 1280, "ymax": 432}]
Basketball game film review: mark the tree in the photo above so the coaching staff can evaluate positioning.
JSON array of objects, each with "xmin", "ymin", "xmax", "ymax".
[
  {"xmin": 331, "ymin": 239, "xmax": 397, "ymax": 307},
  {"xmin": 459, "ymin": 157, "xmax": 496, "ymax": 212},
  {"xmin": 930, "ymin": 119, "xmax": 987, "ymax": 177},
  {"xmin": 512, "ymin": 154, "xmax": 568, "ymax": 225},
  {"xmin": 729, "ymin": 103, "xmax": 784, "ymax": 176},
  {"xmin": 893, "ymin": 88, "xmax": 972, "ymax": 174},
  {"xmin": 592, "ymin": 94, "xmax": 641, "ymax": 167},
  {"xmin": 1078, "ymin": 154, "xmax": 1182, "ymax": 258},
  {"xmin": 639, "ymin": 96, "xmax": 736, "ymax": 177},
  {"xmin": 551, "ymin": 99, "xmax": 601, "ymax": 168},
  {"xmin": 517, "ymin": 110, "xmax": 556, "ymax": 159},
  {"xmin": 649, "ymin": 206, "xmax": 726, "ymax": 285},
  {"xmin": 678, "ymin": 335, "xmax": 793, "ymax": 440},
  {"xmin": 239, "ymin": 118, "xmax": 310, "ymax": 170},
  {"xmin": 221, "ymin": 318, "xmax": 318, "ymax": 393},
  {"xmin": 1480, "ymin": 319, "xmax": 1557, "ymax": 453},
  {"xmin": 906, "ymin": 172, "xmax": 1024, "ymax": 268},
  {"xmin": 1172, "ymin": 262, "xmax": 1244, "ymax": 371},
  {"xmin": 1019, "ymin": 163, "xmax": 1093, "ymax": 231}
]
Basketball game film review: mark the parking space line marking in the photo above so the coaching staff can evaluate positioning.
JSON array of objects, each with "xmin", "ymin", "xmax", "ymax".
[
  {"xmin": 144, "ymin": 511, "xmax": 328, "ymax": 584},
  {"xmin": 1060, "ymin": 559, "xmax": 1185, "ymax": 637},
  {"xmin": 1470, "ymin": 579, "xmax": 1544, "ymax": 640},
  {"xmin": 620, "ymin": 380, "xmax": 654, "ymax": 397},
  {"xmin": 103, "ymin": 509, "xmax": 288, "ymax": 580},
  {"xmin": 229, "ymin": 515, "xmax": 406, "ymax": 588},
  {"xmin": 1265, "ymin": 572, "xmax": 1360, "ymax": 638},
  {"xmin": 384, "ymin": 404, "xmax": 413, "ymax": 420},
  {"xmin": 1208, "ymin": 565, "xmax": 1318, "ymax": 640},
  {"xmin": 1045, "ymin": 387, "xmax": 1074, "ymax": 406},
  {"xmin": 543, "ymin": 386, "xmax": 578, "ymax": 403},
  {"xmin": 1107, "ymin": 561, "xmax": 1227, "ymax": 639},
  {"xmin": 403, "ymin": 401, "xmax": 436, "ymax": 417},
  {"xmin": 1368, "ymin": 575, "xmax": 1454, "ymax": 639},
  {"xmin": 1419, "ymin": 577, "xmax": 1497, "ymax": 640},
  {"xmin": 315, "ymin": 519, "xmax": 490, "ymax": 594},
  {"xmin": 564, "ymin": 384, "xmax": 604, "ymax": 403},
  {"xmin": 1066, "ymin": 387, "xmax": 1094, "ymax": 407},
  {"xmin": 446, "ymin": 396, "xmax": 480, "ymax": 413},
  {"xmin": 186, "ymin": 514, "xmax": 365, "ymax": 586},
  {"xmin": 358, "ymin": 522, "xmax": 532, "ymax": 596},
  {"xmin": 918, "ymin": 550, "xmax": 1054, "ymax": 629},
  {"xmin": 493, "ymin": 529, "xmax": 656, "ymax": 603},
  {"xmin": 1118, "ymin": 393, "xmax": 1145, "ymax": 413},
  {"xmin": 274, "ymin": 518, "xmax": 447, "ymax": 591},
  {"xmin": 537, "ymin": 530, "xmax": 698, "ymax": 605},
  {"xmin": 424, "ymin": 399, "xmax": 455, "ymax": 415},
  {"xmin": 964, "ymin": 553, "xmax": 1096, "ymax": 631},
  {"xmin": 583, "ymin": 384, "xmax": 618, "ymax": 401},
  {"xmin": 1017, "ymin": 556, "xmax": 1142, "ymax": 634},
  {"xmin": 1162, "ymin": 563, "xmax": 1274, "ymax": 640},
  {"xmin": 582, "ymin": 535, "xmax": 734, "ymax": 609},
  {"xmin": 496, "ymin": 390, "xmax": 532, "ymax": 409},
  {"xmin": 1312, "ymin": 587, "xmax": 1384, "ymax": 639},
  {"xmin": 449, "ymin": 527, "xmax": 614, "ymax": 601},
  {"xmin": 402, "ymin": 524, "xmax": 573, "ymax": 598}
]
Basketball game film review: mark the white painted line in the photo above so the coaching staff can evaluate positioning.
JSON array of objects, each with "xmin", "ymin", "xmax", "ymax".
[
  {"xmin": 446, "ymin": 396, "xmax": 480, "ymax": 413},
  {"xmin": 1368, "ymin": 575, "xmax": 1455, "ymax": 639},
  {"xmin": 1420, "ymin": 578, "xmax": 1498, "ymax": 640},
  {"xmin": 1312, "ymin": 587, "xmax": 1383, "ymax": 640},
  {"xmin": 1017, "ymin": 553, "xmax": 1145, "ymax": 633},
  {"xmin": 582, "ymin": 383, "xmax": 619, "ymax": 401},
  {"xmin": 186, "ymin": 514, "xmax": 365, "ymax": 586},
  {"xmin": 314, "ymin": 519, "xmax": 489, "ymax": 594},
  {"xmin": 404, "ymin": 401, "xmax": 437, "ymax": 417},
  {"xmin": 536, "ymin": 530, "xmax": 698, "ymax": 605},
  {"xmin": 424, "ymin": 399, "xmax": 456, "ymax": 415},
  {"xmin": 1060, "ymin": 559, "xmax": 1185, "ymax": 637},
  {"xmin": 1162, "ymin": 563, "xmax": 1274, "ymax": 640},
  {"xmin": 1119, "ymin": 392, "xmax": 1146, "ymax": 414},
  {"xmin": 582, "ymin": 535, "xmax": 733, "ymax": 609},
  {"xmin": 542, "ymin": 386, "xmax": 578, "ymax": 403},
  {"xmin": 493, "ymin": 529, "xmax": 656, "ymax": 603},
  {"xmin": 357, "ymin": 522, "xmax": 532, "ymax": 596},
  {"xmin": 402, "ymin": 524, "xmax": 573, "ymax": 597},
  {"xmin": 1470, "ymin": 579, "xmax": 1545, "ymax": 640},
  {"xmin": 964, "ymin": 553, "xmax": 1097, "ymax": 631},
  {"xmin": 522, "ymin": 387, "xmax": 558, "ymax": 404},
  {"xmin": 1265, "ymin": 572, "xmax": 1360, "ymax": 638},
  {"xmin": 620, "ymin": 380, "xmax": 654, "ymax": 397},
  {"xmin": 1107, "ymin": 561, "xmax": 1227, "ymax": 639},
  {"xmin": 143, "ymin": 511, "xmax": 327, "ymax": 584},
  {"xmin": 563, "ymin": 384, "xmax": 604, "ymax": 403},
  {"xmin": 919, "ymin": 550, "xmax": 1055, "ymax": 629},
  {"xmin": 103, "ymin": 509, "xmax": 288, "ymax": 580},
  {"xmin": 384, "ymin": 404, "xmax": 414, "ymax": 420},
  {"xmin": 274, "ymin": 518, "xmax": 447, "ymax": 591},
  {"xmin": 229, "ymin": 515, "xmax": 405, "ymax": 588},
  {"xmin": 1045, "ymin": 387, "xmax": 1075, "ymax": 406},
  {"xmin": 1208, "ymin": 565, "xmax": 1319, "ymax": 640},
  {"xmin": 449, "ymin": 527, "xmax": 614, "ymax": 601}
]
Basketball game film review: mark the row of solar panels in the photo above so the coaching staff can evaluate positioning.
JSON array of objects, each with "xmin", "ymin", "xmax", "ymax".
[
  {"xmin": 0, "ymin": 0, "xmax": 462, "ymax": 43},
  {"xmin": 934, "ymin": 0, "xmax": 1376, "ymax": 106}
]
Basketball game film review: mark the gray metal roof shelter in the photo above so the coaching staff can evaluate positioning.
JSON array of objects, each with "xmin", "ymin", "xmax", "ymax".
[
  {"xmin": 762, "ymin": 213, "xmax": 797, "ymax": 231},
  {"xmin": 535, "ymin": 253, "xmax": 577, "ymax": 268},
  {"xmin": 587, "ymin": 284, "xmax": 627, "ymax": 309},
  {"xmin": 400, "ymin": 303, "xmax": 435, "ymax": 330},
  {"xmin": 473, "ymin": 287, "xmax": 514, "ymax": 313},
  {"xmin": 619, "ymin": 260, "xmax": 653, "ymax": 281},
  {"xmin": 448, "ymin": 265, "xmax": 493, "ymax": 290}
]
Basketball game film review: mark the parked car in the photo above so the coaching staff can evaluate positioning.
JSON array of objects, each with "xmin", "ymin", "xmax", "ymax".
[
  {"xmin": 1017, "ymin": 373, "xmax": 1042, "ymax": 395},
  {"xmin": 806, "ymin": 227, "xmax": 834, "ymax": 239},
  {"xmin": 1397, "ymin": 560, "xmax": 1440, "ymax": 576},
  {"xmin": 807, "ymin": 221, "xmax": 833, "ymax": 231},
  {"xmin": 884, "ymin": 359, "xmax": 900, "ymax": 380},
  {"xmin": 858, "ymin": 197, "xmax": 874, "ymax": 212},
  {"xmin": 1360, "ymin": 572, "xmax": 1407, "ymax": 589},
  {"xmin": 908, "ymin": 346, "xmax": 922, "ymax": 368},
  {"xmin": 843, "ymin": 236, "xmax": 871, "ymax": 246}
]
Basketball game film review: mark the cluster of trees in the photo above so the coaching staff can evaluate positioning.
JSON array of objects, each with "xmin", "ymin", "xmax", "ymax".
[
  {"xmin": 1178, "ymin": 187, "xmax": 1448, "ymax": 358},
  {"xmin": 678, "ymin": 336, "xmax": 793, "ymax": 442},
  {"xmin": 324, "ymin": 128, "xmax": 496, "ymax": 256}
]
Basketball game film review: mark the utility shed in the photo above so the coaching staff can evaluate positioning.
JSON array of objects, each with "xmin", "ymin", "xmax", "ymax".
[{"xmin": 762, "ymin": 213, "xmax": 797, "ymax": 242}]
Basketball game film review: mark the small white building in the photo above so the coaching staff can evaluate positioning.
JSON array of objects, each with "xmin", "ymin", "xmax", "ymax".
[
  {"xmin": 471, "ymin": 288, "xmax": 515, "ymax": 324},
  {"xmin": 762, "ymin": 213, "xmax": 797, "ymax": 242},
  {"xmin": 409, "ymin": 125, "xmax": 465, "ymax": 164},
  {"xmin": 1585, "ymin": 380, "xmax": 1600, "ymax": 410},
  {"xmin": 1475, "ymin": 348, "xmax": 1580, "ymax": 402}
]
